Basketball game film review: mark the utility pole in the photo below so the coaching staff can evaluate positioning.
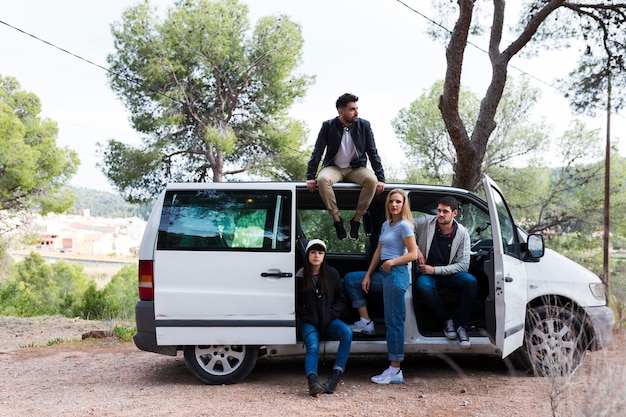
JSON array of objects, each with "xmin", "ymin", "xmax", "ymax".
[{"xmin": 603, "ymin": 69, "xmax": 611, "ymax": 300}]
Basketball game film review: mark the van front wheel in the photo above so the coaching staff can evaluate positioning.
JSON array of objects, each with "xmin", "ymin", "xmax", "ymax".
[
  {"xmin": 183, "ymin": 344, "xmax": 258, "ymax": 385},
  {"xmin": 512, "ymin": 305, "xmax": 587, "ymax": 376}
]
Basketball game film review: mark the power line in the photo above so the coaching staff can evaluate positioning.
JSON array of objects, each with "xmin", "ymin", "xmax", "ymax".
[
  {"xmin": 0, "ymin": 19, "xmax": 110, "ymax": 74},
  {"xmin": 393, "ymin": 0, "xmax": 625, "ymax": 120},
  {"xmin": 0, "ymin": 17, "xmax": 308, "ymax": 159},
  {"xmin": 0, "ymin": 18, "xmax": 184, "ymax": 108},
  {"xmin": 393, "ymin": 0, "xmax": 566, "ymax": 92}
]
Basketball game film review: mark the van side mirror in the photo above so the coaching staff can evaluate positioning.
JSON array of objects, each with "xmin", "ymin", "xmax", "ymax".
[{"xmin": 525, "ymin": 234, "xmax": 545, "ymax": 259}]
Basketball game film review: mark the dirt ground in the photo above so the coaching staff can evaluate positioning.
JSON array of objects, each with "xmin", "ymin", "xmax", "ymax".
[{"xmin": 0, "ymin": 316, "xmax": 624, "ymax": 417}]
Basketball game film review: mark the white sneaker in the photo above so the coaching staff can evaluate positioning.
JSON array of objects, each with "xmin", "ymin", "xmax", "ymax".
[
  {"xmin": 349, "ymin": 319, "xmax": 375, "ymax": 335},
  {"xmin": 457, "ymin": 326, "xmax": 471, "ymax": 348},
  {"xmin": 444, "ymin": 319, "xmax": 457, "ymax": 339},
  {"xmin": 371, "ymin": 367, "xmax": 404, "ymax": 384}
]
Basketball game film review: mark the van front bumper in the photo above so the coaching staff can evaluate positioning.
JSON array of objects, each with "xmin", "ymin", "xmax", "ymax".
[{"xmin": 584, "ymin": 305, "xmax": 615, "ymax": 350}]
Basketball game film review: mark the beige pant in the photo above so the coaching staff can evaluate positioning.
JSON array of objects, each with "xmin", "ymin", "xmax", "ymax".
[{"xmin": 316, "ymin": 166, "xmax": 378, "ymax": 216}]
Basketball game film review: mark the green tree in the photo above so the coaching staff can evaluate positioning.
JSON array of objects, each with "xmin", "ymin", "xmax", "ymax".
[
  {"xmin": 0, "ymin": 75, "xmax": 79, "ymax": 234},
  {"xmin": 394, "ymin": 78, "xmax": 606, "ymax": 234},
  {"xmin": 101, "ymin": 265, "xmax": 137, "ymax": 321},
  {"xmin": 103, "ymin": 0, "xmax": 313, "ymax": 203},
  {"xmin": 552, "ymin": 4, "xmax": 626, "ymax": 300},
  {"xmin": 50, "ymin": 260, "xmax": 90, "ymax": 316},
  {"xmin": 393, "ymin": 77, "xmax": 547, "ymax": 185},
  {"xmin": 0, "ymin": 280, "xmax": 38, "ymax": 316},
  {"xmin": 0, "ymin": 252, "xmax": 90, "ymax": 317},
  {"xmin": 75, "ymin": 281, "xmax": 108, "ymax": 320},
  {"xmin": 496, "ymin": 121, "xmax": 604, "ymax": 234},
  {"xmin": 428, "ymin": 1, "xmax": 626, "ymax": 191},
  {"xmin": 10, "ymin": 252, "xmax": 58, "ymax": 315},
  {"xmin": 609, "ymin": 157, "xmax": 626, "ymax": 238}
]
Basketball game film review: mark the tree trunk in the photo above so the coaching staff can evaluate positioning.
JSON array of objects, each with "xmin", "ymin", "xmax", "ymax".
[
  {"xmin": 441, "ymin": 0, "xmax": 564, "ymax": 191},
  {"xmin": 439, "ymin": 0, "xmax": 474, "ymax": 189}
]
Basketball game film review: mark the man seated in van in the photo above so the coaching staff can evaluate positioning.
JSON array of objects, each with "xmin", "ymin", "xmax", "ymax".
[{"xmin": 414, "ymin": 196, "xmax": 477, "ymax": 348}]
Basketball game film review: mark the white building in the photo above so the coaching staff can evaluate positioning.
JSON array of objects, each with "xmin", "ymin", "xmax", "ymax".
[{"xmin": 32, "ymin": 212, "xmax": 146, "ymax": 257}]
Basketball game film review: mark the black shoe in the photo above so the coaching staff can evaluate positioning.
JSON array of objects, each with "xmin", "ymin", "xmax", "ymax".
[
  {"xmin": 349, "ymin": 218, "xmax": 360, "ymax": 241},
  {"xmin": 333, "ymin": 218, "xmax": 347, "ymax": 240},
  {"xmin": 307, "ymin": 373, "xmax": 325, "ymax": 397},
  {"xmin": 322, "ymin": 369, "xmax": 343, "ymax": 394}
]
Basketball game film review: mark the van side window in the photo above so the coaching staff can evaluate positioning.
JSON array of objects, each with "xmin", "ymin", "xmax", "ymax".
[
  {"xmin": 157, "ymin": 190, "xmax": 291, "ymax": 251},
  {"xmin": 489, "ymin": 188, "xmax": 519, "ymax": 257},
  {"xmin": 456, "ymin": 202, "xmax": 492, "ymax": 242}
]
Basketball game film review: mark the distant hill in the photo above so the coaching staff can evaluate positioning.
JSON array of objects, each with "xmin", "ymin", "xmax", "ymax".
[{"xmin": 67, "ymin": 187, "xmax": 153, "ymax": 220}]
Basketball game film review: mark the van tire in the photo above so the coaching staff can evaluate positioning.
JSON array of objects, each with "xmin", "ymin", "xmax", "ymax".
[
  {"xmin": 183, "ymin": 344, "xmax": 258, "ymax": 385},
  {"xmin": 511, "ymin": 305, "xmax": 587, "ymax": 376}
]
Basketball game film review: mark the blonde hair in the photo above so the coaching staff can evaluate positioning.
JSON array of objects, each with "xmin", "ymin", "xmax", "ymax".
[{"xmin": 385, "ymin": 188, "xmax": 413, "ymax": 222}]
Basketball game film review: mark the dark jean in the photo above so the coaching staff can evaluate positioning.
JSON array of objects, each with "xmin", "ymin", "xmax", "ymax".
[
  {"xmin": 299, "ymin": 319, "xmax": 352, "ymax": 376},
  {"xmin": 344, "ymin": 265, "xmax": 410, "ymax": 362},
  {"xmin": 415, "ymin": 271, "xmax": 477, "ymax": 327}
]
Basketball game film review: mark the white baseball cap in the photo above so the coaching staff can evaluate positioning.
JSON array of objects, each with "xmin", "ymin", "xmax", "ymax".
[{"xmin": 306, "ymin": 239, "xmax": 327, "ymax": 252}]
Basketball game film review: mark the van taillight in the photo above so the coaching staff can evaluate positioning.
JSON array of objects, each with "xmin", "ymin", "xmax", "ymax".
[{"xmin": 138, "ymin": 260, "xmax": 154, "ymax": 301}]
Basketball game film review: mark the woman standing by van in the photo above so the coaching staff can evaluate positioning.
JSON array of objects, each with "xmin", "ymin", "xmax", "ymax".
[
  {"xmin": 344, "ymin": 189, "xmax": 418, "ymax": 384},
  {"xmin": 296, "ymin": 239, "xmax": 352, "ymax": 396}
]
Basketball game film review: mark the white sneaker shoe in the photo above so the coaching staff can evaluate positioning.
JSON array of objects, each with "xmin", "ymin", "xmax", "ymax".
[
  {"xmin": 444, "ymin": 319, "xmax": 457, "ymax": 339},
  {"xmin": 457, "ymin": 326, "xmax": 471, "ymax": 348},
  {"xmin": 371, "ymin": 367, "xmax": 404, "ymax": 384},
  {"xmin": 349, "ymin": 319, "xmax": 375, "ymax": 335}
]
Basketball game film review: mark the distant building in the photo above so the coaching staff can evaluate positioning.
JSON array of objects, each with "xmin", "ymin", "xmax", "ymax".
[{"xmin": 32, "ymin": 212, "xmax": 146, "ymax": 257}]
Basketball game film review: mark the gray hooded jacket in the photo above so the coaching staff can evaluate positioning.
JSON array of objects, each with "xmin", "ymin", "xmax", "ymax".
[{"xmin": 414, "ymin": 215, "xmax": 470, "ymax": 276}]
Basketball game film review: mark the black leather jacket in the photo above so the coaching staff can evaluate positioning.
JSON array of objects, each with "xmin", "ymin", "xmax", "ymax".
[
  {"xmin": 295, "ymin": 266, "xmax": 347, "ymax": 331},
  {"xmin": 306, "ymin": 117, "xmax": 385, "ymax": 182}
]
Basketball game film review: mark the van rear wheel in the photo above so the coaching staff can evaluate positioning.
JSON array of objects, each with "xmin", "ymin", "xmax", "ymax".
[
  {"xmin": 183, "ymin": 344, "xmax": 258, "ymax": 385},
  {"xmin": 512, "ymin": 305, "xmax": 587, "ymax": 376}
]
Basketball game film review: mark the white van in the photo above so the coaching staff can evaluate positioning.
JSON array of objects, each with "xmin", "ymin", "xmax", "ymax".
[{"xmin": 134, "ymin": 176, "xmax": 614, "ymax": 384}]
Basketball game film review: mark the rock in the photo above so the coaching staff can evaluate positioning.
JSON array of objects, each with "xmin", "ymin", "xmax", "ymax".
[{"xmin": 81, "ymin": 330, "xmax": 115, "ymax": 340}]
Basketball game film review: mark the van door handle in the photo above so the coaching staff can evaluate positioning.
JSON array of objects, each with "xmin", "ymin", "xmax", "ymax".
[
  {"xmin": 261, "ymin": 271, "xmax": 293, "ymax": 278},
  {"xmin": 505, "ymin": 276, "xmax": 513, "ymax": 283}
]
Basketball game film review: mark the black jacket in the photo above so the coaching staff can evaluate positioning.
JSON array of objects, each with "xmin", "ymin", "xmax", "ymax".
[
  {"xmin": 306, "ymin": 117, "xmax": 385, "ymax": 182},
  {"xmin": 295, "ymin": 266, "xmax": 347, "ymax": 331}
]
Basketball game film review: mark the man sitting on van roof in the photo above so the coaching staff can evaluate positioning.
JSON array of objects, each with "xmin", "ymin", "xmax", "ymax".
[{"xmin": 305, "ymin": 93, "xmax": 385, "ymax": 241}]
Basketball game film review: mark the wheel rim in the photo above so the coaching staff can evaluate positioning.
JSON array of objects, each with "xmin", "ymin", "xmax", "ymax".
[
  {"xmin": 528, "ymin": 316, "xmax": 579, "ymax": 373},
  {"xmin": 193, "ymin": 345, "xmax": 247, "ymax": 376}
]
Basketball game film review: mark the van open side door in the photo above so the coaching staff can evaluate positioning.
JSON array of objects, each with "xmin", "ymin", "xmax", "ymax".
[{"xmin": 483, "ymin": 176, "xmax": 528, "ymax": 357}]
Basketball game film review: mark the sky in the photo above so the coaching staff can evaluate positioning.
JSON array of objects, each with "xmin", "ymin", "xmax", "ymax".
[{"xmin": 1, "ymin": 0, "xmax": 623, "ymax": 192}]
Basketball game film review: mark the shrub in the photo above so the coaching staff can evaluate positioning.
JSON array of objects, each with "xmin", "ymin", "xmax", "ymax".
[
  {"xmin": 101, "ymin": 265, "xmax": 137, "ymax": 322},
  {"xmin": 0, "ymin": 253, "xmax": 138, "ymax": 322},
  {"xmin": 74, "ymin": 281, "xmax": 109, "ymax": 320}
]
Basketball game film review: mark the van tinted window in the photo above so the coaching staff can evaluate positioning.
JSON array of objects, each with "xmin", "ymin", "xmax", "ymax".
[{"xmin": 157, "ymin": 189, "xmax": 291, "ymax": 251}]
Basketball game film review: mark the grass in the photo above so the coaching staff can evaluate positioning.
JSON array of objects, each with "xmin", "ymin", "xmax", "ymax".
[
  {"xmin": 46, "ymin": 337, "xmax": 65, "ymax": 346},
  {"xmin": 113, "ymin": 325, "xmax": 136, "ymax": 341},
  {"xmin": 550, "ymin": 337, "xmax": 626, "ymax": 417}
]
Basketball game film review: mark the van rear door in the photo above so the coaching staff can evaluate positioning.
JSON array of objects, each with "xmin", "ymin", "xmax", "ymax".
[
  {"xmin": 483, "ymin": 176, "xmax": 527, "ymax": 357},
  {"xmin": 153, "ymin": 183, "xmax": 296, "ymax": 346}
]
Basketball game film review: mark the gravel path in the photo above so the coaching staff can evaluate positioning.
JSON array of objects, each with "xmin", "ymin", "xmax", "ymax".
[{"xmin": 1, "ymin": 316, "xmax": 624, "ymax": 417}]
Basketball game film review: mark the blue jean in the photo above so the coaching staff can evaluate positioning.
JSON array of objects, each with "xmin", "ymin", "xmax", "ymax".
[
  {"xmin": 415, "ymin": 271, "xmax": 477, "ymax": 327},
  {"xmin": 299, "ymin": 319, "xmax": 353, "ymax": 376},
  {"xmin": 344, "ymin": 265, "xmax": 410, "ymax": 362}
]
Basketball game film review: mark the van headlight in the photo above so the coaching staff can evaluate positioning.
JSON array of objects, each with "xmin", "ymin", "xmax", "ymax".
[{"xmin": 589, "ymin": 282, "xmax": 607, "ymax": 302}]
